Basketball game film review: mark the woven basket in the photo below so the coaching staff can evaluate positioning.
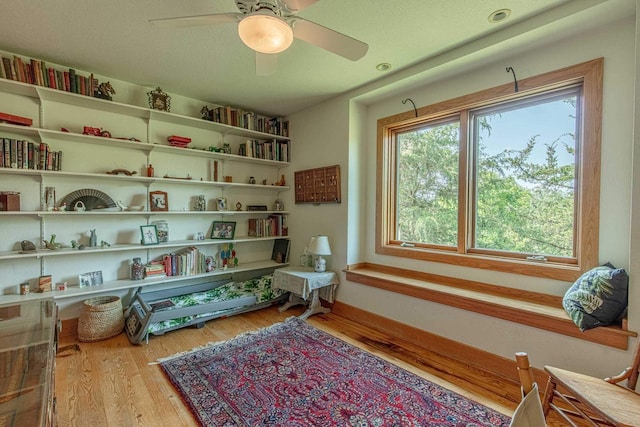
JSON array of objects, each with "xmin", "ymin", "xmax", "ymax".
[{"xmin": 78, "ymin": 296, "xmax": 124, "ymax": 342}]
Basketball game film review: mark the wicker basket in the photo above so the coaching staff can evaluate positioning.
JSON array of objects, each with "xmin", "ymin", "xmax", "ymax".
[{"xmin": 78, "ymin": 296, "xmax": 125, "ymax": 342}]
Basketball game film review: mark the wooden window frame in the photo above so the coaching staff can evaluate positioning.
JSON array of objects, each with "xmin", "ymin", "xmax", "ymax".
[{"xmin": 376, "ymin": 58, "xmax": 603, "ymax": 282}]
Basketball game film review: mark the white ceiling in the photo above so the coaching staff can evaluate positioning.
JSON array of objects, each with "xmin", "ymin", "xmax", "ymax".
[{"xmin": 0, "ymin": 0, "xmax": 633, "ymax": 117}]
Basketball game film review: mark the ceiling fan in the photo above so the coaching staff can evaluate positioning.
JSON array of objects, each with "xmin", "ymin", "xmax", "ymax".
[{"xmin": 149, "ymin": 0, "xmax": 368, "ymax": 75}]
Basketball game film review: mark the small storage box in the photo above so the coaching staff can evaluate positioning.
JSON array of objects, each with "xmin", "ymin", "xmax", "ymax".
[{"xmin": 0, "ymin": 192, "xmax": 20, "ymax": 211}]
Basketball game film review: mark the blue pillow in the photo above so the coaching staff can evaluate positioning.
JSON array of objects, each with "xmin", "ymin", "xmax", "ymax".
[{"xmin": 562, "ymin": 264, "xmax": 628, "ymax": 331}]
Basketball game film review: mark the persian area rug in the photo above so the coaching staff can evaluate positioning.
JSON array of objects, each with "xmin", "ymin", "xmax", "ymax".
[{"xmin": 160, "ymin": 317, "xmax": 511, "ymax": 426}]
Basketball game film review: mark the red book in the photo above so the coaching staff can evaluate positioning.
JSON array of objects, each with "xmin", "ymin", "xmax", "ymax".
[
  {"xmin": 48, "ymin": 68, "xmax": 56, "ymax": 89},
  {"xmin": 0, "ymin": 112, "xmax": 32, "ymax": 126},
  {"xmin": 63, "ymin": 71, "xmax": 70, "ymax": 92},
  {"xmin": 167, "ymin": 135, "xmax": 191, "ymax": 143}
]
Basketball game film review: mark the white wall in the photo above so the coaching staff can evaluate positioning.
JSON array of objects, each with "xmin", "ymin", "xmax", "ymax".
[{"xmin": 288, "ymin": 12, "xmax": 638, "ymax": 377}]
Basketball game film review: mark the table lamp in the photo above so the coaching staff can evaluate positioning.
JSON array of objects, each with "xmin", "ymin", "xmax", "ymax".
[{"xmin": 308, "ymin": 235, "xmax": 331, "ymax": 272}]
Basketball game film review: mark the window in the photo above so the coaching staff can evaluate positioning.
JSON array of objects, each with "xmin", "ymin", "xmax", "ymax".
[{"xmin": 376, "ymin": 59, "xmax": 603, "ymax": 281}]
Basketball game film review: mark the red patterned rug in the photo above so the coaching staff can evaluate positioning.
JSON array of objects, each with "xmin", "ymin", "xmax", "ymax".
[{"xmin": 160, "ymin": 317, "xmax": 511, "ymax": 426}]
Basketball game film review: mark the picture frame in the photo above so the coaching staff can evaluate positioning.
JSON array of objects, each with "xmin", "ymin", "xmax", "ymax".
[
  {"xmin": 211, "ymin": 221, "xmax": 236, "ymax": 239},
  {"xmin": 147, "ymin": 87, "xmax": 171, "ymax": 112},
  {"xmin": 150, "ymin": 191, "xmax": 168, "ymax": 211},
  {"xmin": 140, "ymin": 225, "xmax": 159, "ymax": 245},
  {"xmin": 79, "ymin": 270, "xmax": 103, "ymax": 288}
]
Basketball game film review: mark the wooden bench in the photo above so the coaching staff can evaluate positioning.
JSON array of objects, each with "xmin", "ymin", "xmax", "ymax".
[{"xmin": 345, "ymin": 263, "xmax": 635, "ymax": 349}]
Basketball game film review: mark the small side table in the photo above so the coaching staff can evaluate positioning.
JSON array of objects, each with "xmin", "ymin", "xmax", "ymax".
[{"xmin": 272, "ymin": 267, "xmax": 339, "ymax": 319}]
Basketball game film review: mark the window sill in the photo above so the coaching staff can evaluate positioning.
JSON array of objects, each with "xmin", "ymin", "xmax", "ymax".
[{"xmin": 345, "ymin": 263, "xmax": 635, "ymax": 350}]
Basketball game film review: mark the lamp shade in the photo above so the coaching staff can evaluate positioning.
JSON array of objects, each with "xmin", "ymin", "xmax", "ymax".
[
  {"xmin": 308, "ymin": 235, "xmax": 331, "ymax": 256},
  {"xmin": 237, "ymin": 11, "xmax": 293, "ymax": 54}
]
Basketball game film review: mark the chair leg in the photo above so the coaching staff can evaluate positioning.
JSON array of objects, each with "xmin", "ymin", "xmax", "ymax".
[{"xmin": 542, "ymin": 376, "xmax": 555, "ymax": 416}]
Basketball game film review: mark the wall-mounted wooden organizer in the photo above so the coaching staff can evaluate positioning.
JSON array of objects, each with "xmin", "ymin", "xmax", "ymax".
[{"xmin": 294, "ymin": 165, "xmax": 341, "ymax": 204}]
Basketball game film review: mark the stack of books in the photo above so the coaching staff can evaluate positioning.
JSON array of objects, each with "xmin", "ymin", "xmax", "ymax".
[{"xmin": 144, "ymin": 262, "xmax": 166, "ymax": 279}]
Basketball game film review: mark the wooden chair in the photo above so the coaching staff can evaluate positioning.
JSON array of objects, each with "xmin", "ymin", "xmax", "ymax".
[
  {"xmin": 541, "ymin": 338, "xmax": 640, "ymax": 426},
  {"xmin": 511, "ymin": 352, "xmax": 546, "ymax": 427}
]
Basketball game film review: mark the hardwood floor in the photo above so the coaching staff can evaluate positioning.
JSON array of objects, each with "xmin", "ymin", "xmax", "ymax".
[{"xmin": 55, "ymin": 306, "xmax": 536, "ymax": 426}]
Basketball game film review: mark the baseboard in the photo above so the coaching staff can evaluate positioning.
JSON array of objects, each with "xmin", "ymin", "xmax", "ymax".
[{"xmin": 330, "ymin": 300, "xmax": 549, "ymax": 386}]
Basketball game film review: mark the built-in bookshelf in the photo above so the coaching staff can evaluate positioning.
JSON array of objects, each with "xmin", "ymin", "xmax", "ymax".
[{"xmin": 0, "ymin": 74, "xmax": 291, "ymax": 317}]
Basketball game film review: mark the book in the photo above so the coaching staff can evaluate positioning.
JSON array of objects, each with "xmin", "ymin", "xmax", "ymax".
[
  {"xmin": 38, "ymin": 275, "xmax": 52, "ymax": 292},
  {"xmin": 9, "ymin": 139, "xmax": 17, "ymax": 168},
  {"xmin": 41, "ymin": 61, "xmax": 49, "ymax": 87},
  {"xmin": 48, "ymin": 68, "xmax": 56, "ymax": 89},
  {"xmin": 0, "ymin": 112, "xmax": 33, "ymax": 126},
  {"xmin": 1, "ymin": 58, "xmax": 12, "ymax": 80},
  {"xmin": 69, "ymin": 68, "xmax": 76, "ymax": 93},
  {"xmin": 13, "ymin": 56, "xmax": 24, "ymax": 82},
  {"xmin": 63, "ymin": 71, "xmax": 70, "ymax": 92},
  {"xmin": 149, "ymin": 300, "xmax": 174, "ymax": 311}
]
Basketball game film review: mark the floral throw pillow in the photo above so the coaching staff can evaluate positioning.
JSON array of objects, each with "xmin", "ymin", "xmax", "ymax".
[{"xmin": 563, "ymin": 264, "xmax": 629, "ymax": 331}]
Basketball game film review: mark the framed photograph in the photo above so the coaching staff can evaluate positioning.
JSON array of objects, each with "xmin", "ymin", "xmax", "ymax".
[
  {"xmin": 79, "ymin": 270, "xmax": 103, "ymax": 288},
  {"xmin": 216, "ymin": 197, "xmax": 227, "ymax": 211},
  {"xmin": 211, "ymin": 221, "xmax": 236, "ymax": 239},
  {"xmin": 196, "ymin": 231, "xmax": 205, "ymax": 241},
  {"xmin": 140, "ymin": 225, "xmax": 159, "ymax": 245},
  {"xmin": 150, "ymin": 191, "xmax": 168, "ymax": 211}
]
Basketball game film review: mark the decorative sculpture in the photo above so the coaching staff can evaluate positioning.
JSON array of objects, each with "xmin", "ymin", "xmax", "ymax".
[
  {"xmin": 43, "ymin": 234, "xmax": 62, "ymax": 250},
  {"xmin": 95, "ymin": 81, "xmax": 116, "ymax": 101}
]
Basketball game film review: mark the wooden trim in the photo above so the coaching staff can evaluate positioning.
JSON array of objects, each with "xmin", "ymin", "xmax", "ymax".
[
  {"xmin": 375, "ymin": 58, "xmax": 603, "ymax": 281},
  {"xmin": 345, "ymin": 263, "xmax": 635, "ymax": 349},
  {"xmin": 331, "ymin": 300, "xmax": 550, "ymax": 387}
]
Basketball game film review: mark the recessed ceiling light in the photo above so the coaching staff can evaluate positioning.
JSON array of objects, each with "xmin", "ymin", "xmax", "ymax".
[
  {"xmin": 488, "ymin": 9, "xmax": 511, "ymax": 23},
  {"xmin": 376, "ymin": 63, "xmax": 392, "ymax": 71}
]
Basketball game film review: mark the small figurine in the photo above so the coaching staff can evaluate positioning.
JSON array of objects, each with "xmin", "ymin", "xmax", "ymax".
[
  {"xmin": 43, "ymin": 234, "xmax": 62, "ymax": 250},
  {"xmin": 73, "ymin": 201, "xmax": 86, "ymax": 212},
  {"xmin": 71, "ymin": 240, "xmax": 77, "ymax": 249},
  {"xmin": 20, "ymin": 240, "xmax": 36, "ymax": 251},
  {"xmin": 274, "ymin": 174, "xmax": 286, "ymax": 186},
  {"xmin": 100, "ymin": 240, "xmax": 111, "ymax": 247},
  {"xmin": 95, "ymin": 81, "xmax": 116, "ymax": 101},
  {"xmin": 194, "ymin": 195, "xmax": 206, "ymax": 211},
  {"xmin": 201, "ymin": 105, "xmax": 212, "ymax": 120}
]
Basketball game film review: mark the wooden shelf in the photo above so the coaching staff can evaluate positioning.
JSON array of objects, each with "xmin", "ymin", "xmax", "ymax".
[{"xmin": 0, "ymin": 77, "xmax": 290, "ymax": 143}]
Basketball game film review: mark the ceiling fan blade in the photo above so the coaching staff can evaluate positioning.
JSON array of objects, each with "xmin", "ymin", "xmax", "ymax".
[
  {"xmin": 292, "ymin": 19, "xmax": 368, "ymax": 61},
  {"xmin": 149, "ymin": 13, "xmax": 241, "ymax": 27},
  {"xmin": 256, "ymin": 52, "xmax": 278, "ymax": 76},
  {"xmin": 281, "ymin": 0, "xmax": 320, "ymax": 13}
]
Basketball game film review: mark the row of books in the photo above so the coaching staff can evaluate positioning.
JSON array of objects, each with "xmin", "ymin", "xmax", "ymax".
[
  {"xmin": 160, "ymin": 246, "xmax": 211, "ymax": 277},
  {"xmin": 0, "ymin": 138, "xmax": 62, "ymax": 171},
  {"xmin": 204, "ymin": 105, "xmax": 289, "ymax": 137},
  {"xmin": 237, "ymin": 139, "xmax": 290, "ymax": 162},
  {"xmin": 248, "ymin": 214, "xmax": 288, "ymax": 238},
  {"xmin": 1, "ymin": 55, "xmax": 96, "ymax": 97}
]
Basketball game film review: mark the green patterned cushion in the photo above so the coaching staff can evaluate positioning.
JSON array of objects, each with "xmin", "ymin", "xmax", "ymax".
[{"xmin": 563, "ymin": 265, "xmax": 628, "ymax": 331}]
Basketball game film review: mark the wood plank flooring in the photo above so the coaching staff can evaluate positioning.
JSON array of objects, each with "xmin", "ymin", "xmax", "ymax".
[{"xmin": 54, "ymin": 306, "xmax": 552, "ymax": 426}]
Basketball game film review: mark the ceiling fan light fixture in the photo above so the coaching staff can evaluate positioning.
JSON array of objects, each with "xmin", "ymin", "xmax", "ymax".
[{"xmin": 238, "ymin": 11, "xmax": 294, "ymax": 54}]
